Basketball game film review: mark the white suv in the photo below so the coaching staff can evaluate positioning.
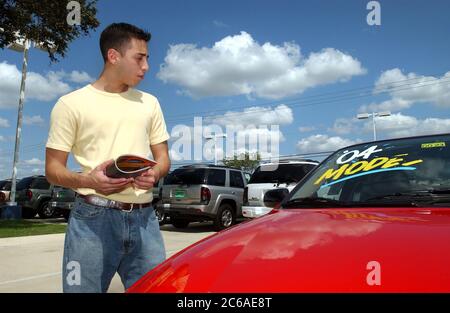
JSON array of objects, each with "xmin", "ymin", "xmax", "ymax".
[{"xmin": 242, "ymin": 160, "xmax": 318, "ymax": 218}]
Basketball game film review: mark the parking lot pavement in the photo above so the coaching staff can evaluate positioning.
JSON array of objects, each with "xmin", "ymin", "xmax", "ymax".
[{"xmin": 0, "ymin": 222, "xmax": 216, "ymax": 293}]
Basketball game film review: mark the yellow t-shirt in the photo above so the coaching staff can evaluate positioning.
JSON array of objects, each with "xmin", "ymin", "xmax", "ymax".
[{"xmin": 46, "ymin": 84, "xmax": 170, "ymax": 203}]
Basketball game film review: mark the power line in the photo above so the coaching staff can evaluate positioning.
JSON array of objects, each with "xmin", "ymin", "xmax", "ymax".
[
  {"xmin": 162, "ymin": 72, "xmax": 450, "ymax": 123},
  {"xmin": 163, "ymin": 77, "xmax": 450, "ymax": 124}
]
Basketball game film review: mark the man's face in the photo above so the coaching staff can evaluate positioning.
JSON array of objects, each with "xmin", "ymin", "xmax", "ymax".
[{"xmin": 114, "ymin": 38, "xmax": 149, "ymax": 87}]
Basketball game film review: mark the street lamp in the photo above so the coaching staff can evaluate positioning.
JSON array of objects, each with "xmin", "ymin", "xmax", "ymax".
[
  {"xmin": 205, "ymin": 134, "xmax": 227, "ymax": 165},
  {"xmin": 1, "ymin": 30, "xmax": 54, "ymax": 218},
  {"xmin": 357, "ymin": 111, "xmax": 391, "ymax": 141}
]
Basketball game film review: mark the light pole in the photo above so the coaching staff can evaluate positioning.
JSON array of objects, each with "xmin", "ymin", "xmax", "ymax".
[
  {"xmin": 1, "ymin": 31, "xmax": 54, "ymax": 218},
  {"xmin": 205, "ymin": 134, "xmax": 227, "ymax": 165},
  {"xmin": 357, "ymin": 111, "xmax": 391, "ymax": 141}
]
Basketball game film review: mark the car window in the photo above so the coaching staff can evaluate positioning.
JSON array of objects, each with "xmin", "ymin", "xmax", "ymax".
[
  {"xmin": 30, "ymin": 178, "xmax": 50, "ymax": 190},
  {"xmin": 164, "ymin": 169, "xmax": 207, "ymax": 185},
  {"xmin": 230, "ymin": 171, "xmax": 244, "ymax": 188},
  {"xmin": 206, "ymin": 169, "xmax": 226, "ymax": 187},
  {"xmin": 249, "ymin": 163, "xmax": 317, "ymax": 184},
  {"xmin": 286, "ymin": 135, "xmax": 450, "ymax": 207},
  {"xmin": 0, "ymin": 181, "xmax": 11, "ymax": 190}
]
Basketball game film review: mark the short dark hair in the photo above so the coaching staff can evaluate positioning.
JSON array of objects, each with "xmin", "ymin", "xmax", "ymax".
[{"xmin": 99, "ymin": 23, "xmax": 151, "ymax": 62}]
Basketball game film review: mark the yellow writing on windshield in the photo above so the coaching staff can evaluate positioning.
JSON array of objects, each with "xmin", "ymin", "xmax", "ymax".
[{"xmin": 314, "ymin": 156, "xmax": 423, "ymax": 185}]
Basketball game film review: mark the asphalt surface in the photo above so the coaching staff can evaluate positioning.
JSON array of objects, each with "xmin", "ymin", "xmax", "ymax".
[{"xmin": 0, "ymin": 220, "xmax": 217, "ymax": 293}]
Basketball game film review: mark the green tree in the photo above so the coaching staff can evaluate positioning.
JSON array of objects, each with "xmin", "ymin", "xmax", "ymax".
[
  {"xmin": 222, "ymin": 152, "xmax": 261, "ymax": 173},
  {"xmin": 0, "ymin": 0, "xmax": 99, "ymax": 62}
]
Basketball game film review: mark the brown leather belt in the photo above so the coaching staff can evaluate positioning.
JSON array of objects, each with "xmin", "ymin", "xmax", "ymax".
[{"xmin": 77, "ymin": 194, "xmax": 151, "ymax": 212}]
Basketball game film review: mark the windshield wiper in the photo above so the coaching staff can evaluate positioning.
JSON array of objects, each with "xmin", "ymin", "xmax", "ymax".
[
  {"xmin": 282, "ymin": 197, "xmax": 347, "ymax": 208},
  {"xmin": 364, "ymin": 189, "xmax": 450, "ymax": 201},
  {"xmin": 423, "ymin": 188, "xmax": 450, "ymax": 195},
  {"xmin": 361, "ymin": 190, "xmax": 450, "ymax": 207}
]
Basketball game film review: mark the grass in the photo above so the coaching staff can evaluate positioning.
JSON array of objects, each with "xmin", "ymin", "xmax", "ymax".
[{"xmin": 0, "ymin": 219, "xmax": 67, "ymax": 238}]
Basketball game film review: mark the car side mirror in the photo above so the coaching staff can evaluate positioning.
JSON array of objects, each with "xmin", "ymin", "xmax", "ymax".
[{"xmin": 264, "ymin": 188, "xmax": 289, "ymax": 208}]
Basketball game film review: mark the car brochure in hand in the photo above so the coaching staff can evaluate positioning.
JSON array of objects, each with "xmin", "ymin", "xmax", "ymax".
[{"xmin": 105, "ymin": 154, "xmax": 157, "ymax": 178}]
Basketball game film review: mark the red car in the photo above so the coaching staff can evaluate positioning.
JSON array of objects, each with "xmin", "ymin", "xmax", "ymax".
[{"xmin": 128, "ymin": 134, "xmax": 450, "ymax": 292}]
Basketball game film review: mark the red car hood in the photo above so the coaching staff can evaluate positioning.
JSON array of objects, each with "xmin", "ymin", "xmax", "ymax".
[{"xmin": 128, "ymin": 207, "xmax": 450, "ymax": 292}]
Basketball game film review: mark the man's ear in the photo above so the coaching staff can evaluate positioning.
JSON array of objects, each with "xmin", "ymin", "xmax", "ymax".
[{"xmin": 107, "ymin": 48, "xmax": 121, "ymax": 65}]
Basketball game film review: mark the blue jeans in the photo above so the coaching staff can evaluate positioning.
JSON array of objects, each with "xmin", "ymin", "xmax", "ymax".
[{"xmin": 62, "ymin": 197, "xmax": 166, "ymax": 293}]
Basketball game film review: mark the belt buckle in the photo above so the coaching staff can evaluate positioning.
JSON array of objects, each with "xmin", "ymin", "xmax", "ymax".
[{"xmin": 122, "ymin": 203, "xmax": 134, "ymax": 213}]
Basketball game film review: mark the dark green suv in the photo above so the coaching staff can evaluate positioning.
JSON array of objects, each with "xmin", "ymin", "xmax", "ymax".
[
  {"xmin": 49, "ymin": 186, "xmax": 76, "ymax": 220},
  {"xmin": 15, "ymin": 175, "xmax": 54, "ymax": 219}
]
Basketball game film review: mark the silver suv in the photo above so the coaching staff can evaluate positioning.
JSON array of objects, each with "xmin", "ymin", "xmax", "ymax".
[
  {"xmin": 160, "ymin": 164, "xmax": 248, "ymax": 231},
  {"xmin": 242, "ymin": 160, "xmax": 318, "ymax": 218}
]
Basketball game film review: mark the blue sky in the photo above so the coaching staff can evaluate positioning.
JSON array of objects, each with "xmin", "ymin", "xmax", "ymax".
[{"xmin": 1, "ymin": 0, "xmax": 450, "ymax": 179}]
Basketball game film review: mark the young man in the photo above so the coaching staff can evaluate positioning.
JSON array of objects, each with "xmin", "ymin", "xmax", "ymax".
[{"xmin": 45, "ymin": 23, "xmax": 171, "ymax": 292}]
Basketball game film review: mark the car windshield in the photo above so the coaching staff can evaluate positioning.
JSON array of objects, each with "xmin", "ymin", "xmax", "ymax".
[
  {"xmin": 283, "ymin": 134, "xmax": 450, "ymax": 208},
  {"xmin": 249, "ymin": 163, "xmax": 317, "ymax": 184},
  {"xmin": 164, "ymin": 168, "xmax": 207, "ymax": 185}
]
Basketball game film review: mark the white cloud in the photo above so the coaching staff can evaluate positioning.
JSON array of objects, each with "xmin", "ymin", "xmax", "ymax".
[
  {"xmin": 359, "ymin": 69, "xmax": 450, "ymax": 112},
  {"xmin": 23, "ymin": 115, "xmax": 45, "ymax": 126},
  {"xmin": 23, "ymin": 158, "xmax": 45, "ymax": 166},
  {"xmin": 329, "ymin": 113, "xmax": 450, "ymax": 140},
  {"xmin": 209, "ymin": 104, "xmax": 293, "ymax": 126},
  {"xmin": 0, "ymin": 135, "xmax": 5, "ymax": 142},
  {"xmin": 66, "ymin": 70, "xmax": 95, "ymax": 83},
  {"xmin": 297, "ymin": 134, "xmax": 359, "ymax": 154},
  {"xmin": 359, "ymin": 98, "xmax": 412, "ymax": 113},
  {"xmin": 0, "ymin": 117, "xmax": 9, "ymax": 127},
  {"xmin": 0, "ymin": 61, "xmax": 93, "ymax": 109},
  {"xmin": 158, "ymin": 32, "xmax": 366, "ymax": 99},
  {"xmin": 168, "ymin": 123, "xmax": 283, "ymax": 161},
  {"xmin": 31, "ymin": 168, "xmax": 43, "ymax": 174},
  {"xmin": 372, "ymin": 113, "xmax": 450, "ymax": 138}
]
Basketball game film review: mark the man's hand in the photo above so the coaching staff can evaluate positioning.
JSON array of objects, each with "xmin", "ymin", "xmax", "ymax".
[
  {"xmin": 133, "ymin": 167, "xmax": 160, "ymax": 190},
  {"xmin": 87, "ymin": 159, "xmax": 133, "ymax": 196}
]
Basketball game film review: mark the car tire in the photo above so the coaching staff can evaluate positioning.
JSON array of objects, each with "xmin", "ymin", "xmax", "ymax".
[
  {"xmin": 172, "ymin": 218, "xmax": 190, "ymax": 229},
  {"xmin": 37, "ymin": 201, "xmax": 55, "ymax": 219},
  {"xmin": 155, "ymin": 207, "xmax": 166, "ymax": 225},
  {"xmin": 62, "ymin": 210, "xmax": 71, "ymax": 221},
  {"xmin": 214, "ymin": 203, "xmax": 236, "ymax": 231}
]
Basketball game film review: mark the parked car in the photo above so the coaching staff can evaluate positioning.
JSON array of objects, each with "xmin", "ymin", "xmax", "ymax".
[
  {"xmin": 152, "ymin": 177, "xmax": 169, "ymax": 225},
  {"xmin": 0, "ymin": 179, "xmax": 11, "ymax": 204},
  {"xmin": 161, "ymin": 164, "xmax": 248, "ymax": 230},
  {"xmin": 128, "ymin": 133, "xmax": 450, "ymax": 292},
  {"xmin": 15, "ymin": 175, "xmax": 54, "ymax": 218},
  {"xmin": 49, "ymin": 185, "xmax": 76, "ymax": 220},
  {"xmin": 242, "ymin": 160, "xmax": 318, "ymax": 218}
]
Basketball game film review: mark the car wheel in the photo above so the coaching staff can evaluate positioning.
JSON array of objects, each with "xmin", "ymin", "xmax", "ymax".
[
  {"xmin": 214, "ymin": 203, "xmax": 236, "ymax": 231},
  {"xmin": 37, "ymin": 201, "xmax": 55, "ymax": 219},
  {"xmin": 171, "ymin": 218, "xmax": 190, "ymax": 229},
  {"xmin": 155, "ymin": 207, "xmax": 166, "ymax": 225}
]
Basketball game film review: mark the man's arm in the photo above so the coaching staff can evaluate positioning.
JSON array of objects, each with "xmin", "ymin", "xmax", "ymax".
[
  {"xmin": 133, "ymin": 141, "xmax": 171, "ymax": 190},
  {"xmin": 45, "ymin": 148, "xmax": 132, "ymax": 195}
]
